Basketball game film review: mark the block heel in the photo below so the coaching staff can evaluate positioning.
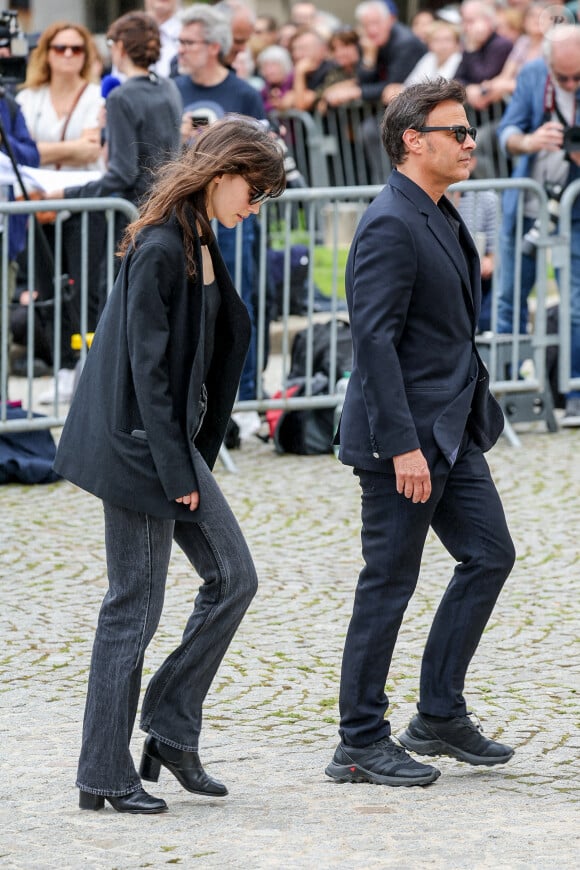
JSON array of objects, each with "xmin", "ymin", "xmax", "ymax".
[
  {"xmin": 79, "ymin": 787, "xmax": 167, "ymax": 814},
  {"xmin": 139, "ymin": 750, "xmax": 162, "ymax": 782},
  {"xmin": 79, "ymin": 790, "xmax": 105, "ymax": 810}
]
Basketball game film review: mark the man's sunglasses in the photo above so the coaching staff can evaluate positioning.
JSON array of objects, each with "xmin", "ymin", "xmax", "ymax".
[
  {"xmin": 249, "ymin": 188, "xmax": 271, "ymax": 205},
  {"xmin": 415, "ymin": 125, "xmax": 477, "ymax": 143}
]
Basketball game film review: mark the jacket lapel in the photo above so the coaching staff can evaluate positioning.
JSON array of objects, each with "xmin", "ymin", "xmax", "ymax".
[
  {"xmin": 425, "ymin": 199, "xmax": 474, "ymax": 305},
  {"xmin": 389, "ymin": 172, "xmax": 479, "ymax": 318}
]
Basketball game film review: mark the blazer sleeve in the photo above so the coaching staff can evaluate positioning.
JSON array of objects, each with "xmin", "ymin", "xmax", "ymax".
[
  {"xmin": 125, "ymin": 239, "xmax": 198, "ymax": 502},
  {"xmin": 348, "ymin": 209, "xmax": 421, "ymax": 458}
]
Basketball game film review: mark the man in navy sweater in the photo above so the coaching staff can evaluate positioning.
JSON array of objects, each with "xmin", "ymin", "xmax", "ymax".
[{"xmin": 174, "ymin": 3, "xmax": 265, "ymax": 404}]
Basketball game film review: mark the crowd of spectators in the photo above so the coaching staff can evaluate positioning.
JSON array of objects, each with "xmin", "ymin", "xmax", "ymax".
[{"xmin": 2, "ymin": 0, "xmax": 580, "ymax": 422}]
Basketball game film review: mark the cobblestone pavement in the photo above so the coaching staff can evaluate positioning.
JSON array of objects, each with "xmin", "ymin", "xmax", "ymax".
[{"xmin": 1, "ymin": 416, "xmax": 579, "ymax": 869}]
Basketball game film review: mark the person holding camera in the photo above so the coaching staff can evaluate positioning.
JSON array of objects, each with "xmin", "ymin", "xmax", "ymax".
[{"xmin": 496, "ymin": 23, "xmax": 580, "ymax": 426}]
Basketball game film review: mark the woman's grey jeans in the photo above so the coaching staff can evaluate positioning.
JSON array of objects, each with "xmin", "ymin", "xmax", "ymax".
[{"xmin": 76, "ymin": 464, "xmax": 258, "ymax": 797}]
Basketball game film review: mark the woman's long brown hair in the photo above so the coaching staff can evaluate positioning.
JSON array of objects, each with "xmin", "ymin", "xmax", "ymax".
[{"xmin": 119, "ymin": 115, "xmax": 287, "ymax": 278}]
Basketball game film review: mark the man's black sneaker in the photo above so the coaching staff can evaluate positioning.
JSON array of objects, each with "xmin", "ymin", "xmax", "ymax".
[
  {"xmin": 325, "ymin": 736, "xmax": 441, "ymax": 787},
  {"xmin": 398, "ymin": 713, "xmax": 514, "ymax": 766}
]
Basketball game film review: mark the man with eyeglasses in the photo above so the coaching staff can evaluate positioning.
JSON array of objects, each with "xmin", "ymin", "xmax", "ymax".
[
  {"xmin": 497, "ymin": 23, "xmax": 580, "ymax": 426},
  {"xmin": 326, "ymin": 78, "xmax": 515, "ymax": 788},
  {"xmin": 174, "ymin": 3, "xmax": 265, "ymax": 406}
]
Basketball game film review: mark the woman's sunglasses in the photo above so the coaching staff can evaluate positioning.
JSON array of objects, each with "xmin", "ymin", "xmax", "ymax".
[
  {"xmin": 249, "ymin": 188, "xmax": 271, "ymax": 205},
  {"xmin": 49, "ymin": 44, "xmax": 86, "ymax": 55}
]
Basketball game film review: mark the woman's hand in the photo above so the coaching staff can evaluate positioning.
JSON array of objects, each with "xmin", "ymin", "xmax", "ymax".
[
  {"xmin": 382, "ymin": 82, "xmax": 403, "ymax": 105},
  {"xmin": 18, "ymin": 290, "xmax": 38, "ymax": 305},
  {"xmin": 323, "ymin": 79, "xmax": 361, "ymax": 107},
  {"xmin": 175, "ymin": 491, "xmax": 199, "ymax": 511},
  {"xmin": 73, "ymin": 128, "xmax": 102, "ymax": 164}
]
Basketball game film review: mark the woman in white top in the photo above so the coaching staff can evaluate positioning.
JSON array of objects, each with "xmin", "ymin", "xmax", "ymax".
[
  {"xmin": 382, "ymin": 20, "xmax": 462, "ymax": 104},
  {"xmin": 15, "ymin": 22, "xmax": 105, "ymax": 402},
  {"xmin": 403, "ymin": 20, "xmax": 462, "ymax": 87},
  {"xmin": 17, "ymin": 21, "xmax": 104, "ymax": 172}
]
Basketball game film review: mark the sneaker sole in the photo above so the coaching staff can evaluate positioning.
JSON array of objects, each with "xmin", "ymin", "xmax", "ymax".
[
  {"xmin": 397, "ymin": 731, "xmax": 514, "ymax": 767},
  {"xmin": 324, "ymin": 760, "xmax": 440, "ymax": 787}
]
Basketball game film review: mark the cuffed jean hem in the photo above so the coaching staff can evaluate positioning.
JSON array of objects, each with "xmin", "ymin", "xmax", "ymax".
[
  {"xmin": 140, "ymin": 726, "xmax": 198, "ymax": 754},
  {"xmin": 75, "ymin": 781, "xmax": 142, "ymax": 797}
]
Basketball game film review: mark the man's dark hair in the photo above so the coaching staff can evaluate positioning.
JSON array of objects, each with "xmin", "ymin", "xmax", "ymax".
[{"xmin": 381, "ymin": 78, "xmax": 467, "ymax": 166}]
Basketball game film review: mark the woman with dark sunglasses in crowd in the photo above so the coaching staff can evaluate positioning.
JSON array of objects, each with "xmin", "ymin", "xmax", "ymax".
[
  {"xmin": 15, "ymin": 21, "xmax": 104, "ymax": 404},
  {"xmin": 16, "ymin": 20, "xmax": 103, "ymax": 173},
  {"xmin": 54, "ymin": 115, "xmax": 286, "ymax": 815}
]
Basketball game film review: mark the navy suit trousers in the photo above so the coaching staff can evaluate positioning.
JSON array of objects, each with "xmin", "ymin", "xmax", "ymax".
[{"xmin": 339, "ymin": 434, "xmax": 515, "ymax": 747}]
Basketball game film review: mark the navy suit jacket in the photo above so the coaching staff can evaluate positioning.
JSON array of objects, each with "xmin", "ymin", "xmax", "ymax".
[
  {"xmin": 337, "ymin": 169, "xmax": 504, "ymax": 474},
  {"xmin": 53, "ymin": 216, "xmax": 250, "ymax": 520}
]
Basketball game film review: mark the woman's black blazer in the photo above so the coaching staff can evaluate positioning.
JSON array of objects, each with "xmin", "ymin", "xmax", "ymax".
[{"xmin": 53, "ymin": 216, "xmax": 251, "ymax": 520}]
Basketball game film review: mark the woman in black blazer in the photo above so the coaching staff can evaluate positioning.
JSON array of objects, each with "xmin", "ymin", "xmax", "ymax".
[{"xmin": 54, "ymin": 116, "xmax": 286, "ymax": 814}]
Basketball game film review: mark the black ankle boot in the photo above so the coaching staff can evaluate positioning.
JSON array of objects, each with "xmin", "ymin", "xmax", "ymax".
[
  {"xmin": 79, "ymin": 787, "xmax": 168, "ymax": 814},
  {"xmin": 140, "ymin": 735, "xmax": 228, "ymax": 796}
]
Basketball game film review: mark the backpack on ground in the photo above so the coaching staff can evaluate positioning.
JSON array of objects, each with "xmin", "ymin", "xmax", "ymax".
[
  {"xmin": 265, "ymin": 373, "xmax": 335, "ymax": 455},
  {"xmin": 265, "ymin": 320, "xmax": 353, "ymax": 455},
  {"xmin": 288, "ymin": 318, "xmax": 352, "ymax": 383}
]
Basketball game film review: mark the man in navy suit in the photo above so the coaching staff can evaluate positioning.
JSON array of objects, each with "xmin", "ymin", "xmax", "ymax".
[{"xmin": 325, "ymin": 79, "xmax": 516, "ymax": 788}]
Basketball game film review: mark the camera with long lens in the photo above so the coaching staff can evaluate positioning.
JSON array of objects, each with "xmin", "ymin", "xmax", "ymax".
[
  {"xmin": 521, "ymin": 181, "xmax": 564, "ymax": 259},
  {"xmin": 0, "ymin": 10, "xmax": 29, "ymax": 88}
]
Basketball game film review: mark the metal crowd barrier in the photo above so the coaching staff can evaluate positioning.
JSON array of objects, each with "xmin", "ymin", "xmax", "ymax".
[
  {"xmin": 466, "ymin": 100, "xmax": 512, "ymax": 180},
  {"xmin": 271, "ymin": 108, "xmax": 331, "ymax": 188},
  {"xmin": 275, "ymin": 100, "xmax": 510, "ymax": 190},
  {"xmin": 1, "ymin": 184, "xmax": 572, "ymax": 450},
  {"xmin": 453, "ymin": 177, "xmax": 560, "ymax": 446},
  {"xmin": 234, "ymin": 183, "xmax": 568, "ymax": 449},
  {"xmin": 1, "ymin": 197, "xmax": 138, "ymax": 432},
  {"xmin": 235, "ymin": 185, "xmax": 379, "ymax": 419},
  {"xmin": 274, "ymin": 102, "xmax": 391, "ymax": 189},
  {"xmin": 552, "ymin": 177, "xmax": 580, "ymax": 398},
  {"xmin": 315, "ymin": 101, "xmax": 392, "ymax": 187}
]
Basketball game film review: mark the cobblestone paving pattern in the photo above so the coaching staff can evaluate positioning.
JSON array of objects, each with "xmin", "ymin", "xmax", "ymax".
[{"xmin": 1, "ymin": 425, "xmax": 579, "ymax": 869}]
